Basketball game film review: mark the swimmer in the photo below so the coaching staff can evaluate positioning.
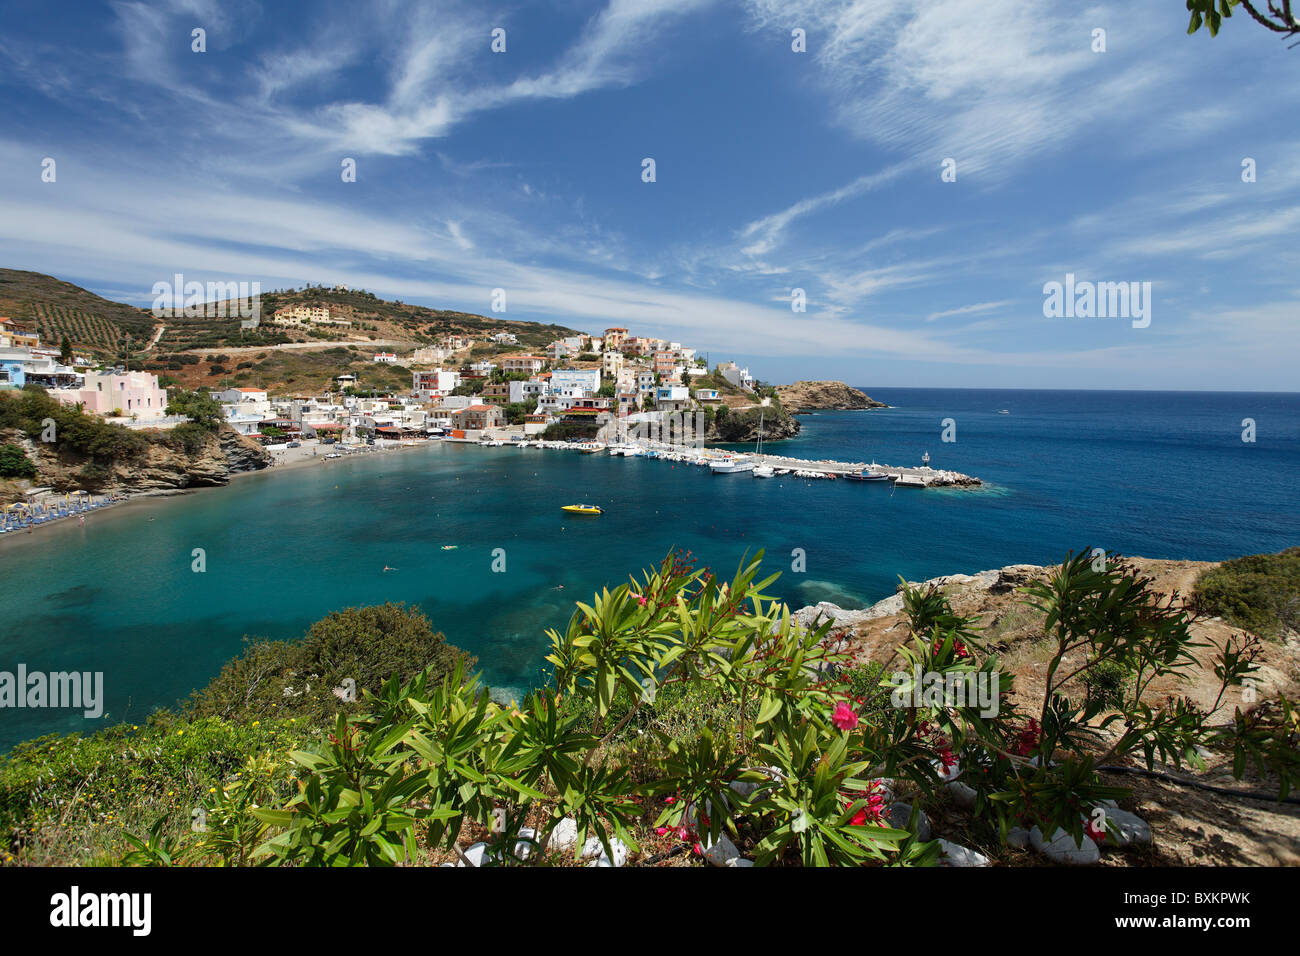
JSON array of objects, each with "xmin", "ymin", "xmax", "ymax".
[{"xmin": 383, "ymin": 565, "xmax": 397, "ymax": 572}]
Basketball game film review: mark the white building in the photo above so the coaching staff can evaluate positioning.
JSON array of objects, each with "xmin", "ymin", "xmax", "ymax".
[
  {"xmin": 549, "ymin": 368, "xmax": 600, "ymax": 396},
  {"xmin": 508, "ymin": 379, "xmax": 548, "ymax": 404},
  {"xmin": 413, "ymin": 369, "xmax": 461, "ymax": 400}
]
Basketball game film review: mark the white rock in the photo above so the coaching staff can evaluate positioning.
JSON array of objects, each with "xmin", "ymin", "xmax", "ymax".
[
  {"xmin": 886, "ymin": 802, "xmax": 932, "ymax": 841},
  {"xmin": 946, "ymin": 780, "xmax": 977, "ymax": 809},
  {"xmin": 547, "ymin": 817, "xmax": 579, "ymax": 852},
  {"xmin": 1029, "ymin": 826, "xmax": 1100, "ymax": 865},
  {"xmin": 456, "ymin": 841, "xmax": 494, "ymax": 868},
  {"xmin": 514, "ymin": 827, "xmax": 537, "ymax": 861},
  {"xmin": 1006, "ymin": 827, "xmax": 1031, "ymax": 849},
  {"xmin": 581, "ymin": 835, "xmax": 628, "ymax": 867},
  {"xmin": 701, "ymin": 832, "xmax": 741, "ymax": 867},
  {"xmin": 1101, "ymin": 808, "xmax": 1152, "ymax": 846},
  {"xmin": 587, "ymin": 857, "xmax": 613, "ymax": 867},
  {"xmin": 937, "ymin": 839, "xmax": 990, "ymax": 867},
  {"xmin": 725, "ymin": 857, "xmax": 755, "ymax": 867}
]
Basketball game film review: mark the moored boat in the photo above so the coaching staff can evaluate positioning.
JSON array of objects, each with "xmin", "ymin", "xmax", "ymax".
[{"xmin": 710, "ymin": 456, "xmax": 755, "ymax": 474}]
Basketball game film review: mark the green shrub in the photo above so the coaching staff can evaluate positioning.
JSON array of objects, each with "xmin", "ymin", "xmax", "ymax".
[
  {"xmin": 185, "ymin": 602, "xmax": 474, "ymax": 725},
  {"xmin": 0, "ymin": 443, "xmax": 36, "ymax": 478},
  {"xmin": 1194, "ymin": 548, "xmax": 1300, "ymax": 640}
]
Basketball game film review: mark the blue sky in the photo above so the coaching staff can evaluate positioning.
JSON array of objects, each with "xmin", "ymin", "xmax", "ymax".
[{"xmin": 1, "ymin": 0, "xmax": 1297, "ymax": 389}]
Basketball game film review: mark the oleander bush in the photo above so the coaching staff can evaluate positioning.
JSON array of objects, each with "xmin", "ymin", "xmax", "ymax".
[{"xmin": 116, "ymin": 548, "xmax": 1298, "ymax": 867}]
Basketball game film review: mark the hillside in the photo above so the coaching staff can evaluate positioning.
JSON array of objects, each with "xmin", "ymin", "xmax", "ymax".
[
  {"xmin": 0, "ymin": 268, "xmax": 158, "ymax": 358},
  {"xmin": 1, "ymin": 270, "xmax": 584, "ymax": 391},
  {"xmin": 776, "ymin": 380, "xmax": 887, "ymax": 411},
  {"xmin": 155, "ymin": 285, "xmax": 579, "ymax": 354},
  {"xmin": 795, "ymin": 556, "xmax": 1300, "ymax": 866}
]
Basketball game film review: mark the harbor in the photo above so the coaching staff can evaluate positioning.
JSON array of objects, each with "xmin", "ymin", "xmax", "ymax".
[{"xmin": 493, "ymin": 435, "xmax": 982, "ymax": 488}]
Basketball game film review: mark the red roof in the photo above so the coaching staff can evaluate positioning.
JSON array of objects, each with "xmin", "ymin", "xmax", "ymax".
[{"xmin": 463, "ymin": 404, "xmax": 496, "ymax": 412}]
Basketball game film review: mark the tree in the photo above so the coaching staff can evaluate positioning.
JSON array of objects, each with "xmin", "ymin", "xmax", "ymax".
[
  {"xmin": 0, "ymin": 443, "xmax": 36, "ymax": 478},
  {"xmin": 166, "ymin": 388, "xmax": 225, "ymax": 428},
  {"xmin": 1186, "ymin": 0, "xmax": 1300, "ymax": 43},
  {"xmin": 59, "ymin": 334, "xmax": 73, "ymax": 365},
  {"xmin": 185, "ymin": 602, "xmax": 474, "ymax": 725}
]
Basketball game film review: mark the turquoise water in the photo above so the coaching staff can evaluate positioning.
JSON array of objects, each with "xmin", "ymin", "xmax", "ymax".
[{"xmin": 1, "ymin": 387, "xmax": 1297, "ymax": 749}]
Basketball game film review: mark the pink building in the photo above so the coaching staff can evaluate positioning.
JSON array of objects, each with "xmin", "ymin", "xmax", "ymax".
[{"xmin": 55, "ymin": 370, "xmax": 169, "ymax": 420}]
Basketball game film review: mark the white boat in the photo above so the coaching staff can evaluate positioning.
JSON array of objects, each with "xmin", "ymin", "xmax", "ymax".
[
  {"xmin": 710, "ymin": 456, "xmax": 755, "ymax": 474},
  {"xmin": 752, "ymin": 465, "xmax": 775, "ymax": 478}
]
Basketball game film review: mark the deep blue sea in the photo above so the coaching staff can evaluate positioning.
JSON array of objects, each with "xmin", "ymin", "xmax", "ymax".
[{"xmin": 1, "ymin": 388, "xmax": 1296, "ymax": 749}]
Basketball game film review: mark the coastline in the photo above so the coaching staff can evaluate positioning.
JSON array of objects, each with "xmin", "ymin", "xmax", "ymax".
[{"xmin": 0, "ymin": 437, "xmax": 440, "ymax": 548}]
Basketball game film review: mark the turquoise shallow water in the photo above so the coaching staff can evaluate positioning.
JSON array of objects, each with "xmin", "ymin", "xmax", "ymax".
[{"xmin": 1, "ymin": 387, "xmax": 1297, "ymax": 749}]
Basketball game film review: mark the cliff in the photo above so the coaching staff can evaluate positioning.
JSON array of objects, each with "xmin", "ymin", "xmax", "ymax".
[
  {"xmin": 776, "ymin": 380, "xmax": 887, "ymax": 412},
  {"xmin": 3, "ymin": 423, "xmax": 270, "ymax": 494},
  {"xmin": 704, "ymin": 406, "xmax": 800, "ymax": 443}
]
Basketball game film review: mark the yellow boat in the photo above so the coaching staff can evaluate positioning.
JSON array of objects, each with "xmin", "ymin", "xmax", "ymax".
[{"xmin": 561, "ymin": 504, "xmax": 603, "ymax": 515}]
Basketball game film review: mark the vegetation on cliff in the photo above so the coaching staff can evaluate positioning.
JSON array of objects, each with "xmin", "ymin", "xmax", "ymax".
[
  {"xmin": 0, "ymin": 386, "xmax": 266, "ymax": 493},
  {"xmin": 1194, "ymin": 548, "xmax": 1300, "ymax": 640}
]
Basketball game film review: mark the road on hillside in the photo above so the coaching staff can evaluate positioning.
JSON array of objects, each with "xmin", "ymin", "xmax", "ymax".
[{"xmin": 175, "ymin": 339, "xmax": 406, "ymax": 356}]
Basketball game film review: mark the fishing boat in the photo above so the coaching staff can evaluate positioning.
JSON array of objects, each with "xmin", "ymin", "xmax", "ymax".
[
  {"xmin": 752, "ymin": 465, "xmax": 775, "ymax": 478},
  {"xmin": 561, "ymin": 504, "xmax": 603, "ymax": 515},
  {"xmin": 710, "ymin": 456, "xmax": 755, "ymax": 474}
]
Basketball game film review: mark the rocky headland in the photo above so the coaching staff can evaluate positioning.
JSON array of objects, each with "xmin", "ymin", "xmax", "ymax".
[
  {"xmin": 4, "ymin": 423, "xmax": 270, "ymax": 494},
  {"xmin": 775, "ymin": 380, "xmax": 888, "ymax": 412}
]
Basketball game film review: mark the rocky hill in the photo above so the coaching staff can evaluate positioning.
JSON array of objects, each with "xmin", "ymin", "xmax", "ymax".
[
  {"xmin": 795, "ymin": 557, "xmax": 1300, "ymax": 866},
  {"xmin": 776, "ymin": 380, "xmax": 886, "ymax": 412}
]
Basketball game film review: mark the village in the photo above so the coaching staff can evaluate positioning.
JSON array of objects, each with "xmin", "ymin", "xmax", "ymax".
[{"xmin": 1, "ymin": 307, "xmax": 979, "ymax": 494}]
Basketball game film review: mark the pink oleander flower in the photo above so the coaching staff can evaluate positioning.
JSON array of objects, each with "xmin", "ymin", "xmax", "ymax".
[
  {"xmin": 831, "ymin": 701, "xmax": 859, "ymax": 731},
  {"xmin": 655, "ymin": 827, "xmax": 669, "ymax": 836}
]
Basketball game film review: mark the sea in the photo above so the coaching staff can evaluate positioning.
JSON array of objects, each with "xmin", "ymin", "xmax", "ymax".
[{"xmin": 0, "ymin": 387, "xmax": 1296, "ymax": 750}]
